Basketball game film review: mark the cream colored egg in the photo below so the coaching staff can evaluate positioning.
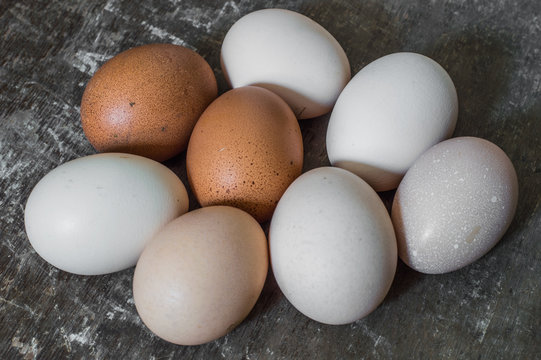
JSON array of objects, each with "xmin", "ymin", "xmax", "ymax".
[{"xmin": 133, "ymin": 206, "xmax": 268, "ymax": 345}]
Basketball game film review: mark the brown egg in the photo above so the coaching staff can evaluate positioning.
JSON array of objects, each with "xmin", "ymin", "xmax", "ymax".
[
  {"xmin": 80, "ymin": 43, "xmax": 217, "ymax": 162},
  {"xmin": 133, "ymin": 206, "xmax": 268, "ymax": 345},
  {"xmin": 186, "ymin": 86, "xmax": 303, "ymax": 222}
]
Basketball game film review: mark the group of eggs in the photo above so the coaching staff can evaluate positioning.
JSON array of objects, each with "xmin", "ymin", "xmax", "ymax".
[{"xmin": 24, "ymin": 9, "xmax": 518, "ymax": 345}]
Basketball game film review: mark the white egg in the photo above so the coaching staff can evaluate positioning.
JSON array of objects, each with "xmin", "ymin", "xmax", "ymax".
[
  {"xmin": 269, "ymin": 167, "xmax": 397, "ymax": 325},
  {"xmin": 221, "ymin": 8, "xmax": 350, "ymax": 119},
  {"xmin": 326, "ymin": 52, "xmax": 458, "ymax": 191},
  {"xmin": 24, "ymin": 153, "xmax": 189, "ymax": 275},
  {"xmin": 392, "ymin": 137, "xmax": 519, "ymax": 274}
]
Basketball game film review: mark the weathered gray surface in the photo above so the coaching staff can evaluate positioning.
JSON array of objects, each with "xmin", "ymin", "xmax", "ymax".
[{"xmin": 1, "ymin": 0, "xmax": 540, "ymax": 359}]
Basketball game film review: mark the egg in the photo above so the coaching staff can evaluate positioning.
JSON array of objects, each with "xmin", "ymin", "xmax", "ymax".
[
  {"xmin": 392, "ymin": 137, "xmax": 519, "ymax": 274},
  {"xmin": 24, "ymin": 153, "xmax": 189, "ymax": 275},
  {"xmin": 81, "ymin": 43, "xmax": 217, "ymax": 162},
  {"xmin": 221, "ymin": 8, "xmax": 351, "ymax": 119},
  {"xmin": 133, "ymin": 206, "xmax": 268, "ymax": 345},
  {"xmin": 269, "ymin": 167, "xmax": 397, "ymax": 325},
  {"xmin": 326, "ymin": 52, "xmax": 458, "ymax": 191},
  {"xmin": 186, "ymin": 86, "xmax": 303, "ymax": 223}
]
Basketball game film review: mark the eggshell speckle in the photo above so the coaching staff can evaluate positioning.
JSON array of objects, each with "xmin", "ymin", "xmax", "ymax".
[
  {"xmin": 392, "ymin": 137, "xmax": 519, "ymax": 274},
  {"xmin": 81, "ymin": 43, "xmax": 217, "ymax": 162},
  {"xmin": 186, "ymin": 86, "xmax": 303, "ymax": 222},
  {"xmin": 269, "ymin": 167, "xmax": 397, "ymax": 325},
  {"xmin": 327, "ymin": 52, "xmax": 458, "ymax": 191},
  {"xmin": 221, "ymin": 8, "xmax": 351, "ymax": 119},
  {"xmin": 24, "ymin": 153, "xmax": 189, "ymax": 275},
  {"xmin": 133, "ymin": 206, "xmax": 268, "ymax": 345}
]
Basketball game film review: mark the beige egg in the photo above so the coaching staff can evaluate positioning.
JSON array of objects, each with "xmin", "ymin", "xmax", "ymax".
[{"xmin": 132, "ymin": 206, "xmax": 268, "ymax": 345}]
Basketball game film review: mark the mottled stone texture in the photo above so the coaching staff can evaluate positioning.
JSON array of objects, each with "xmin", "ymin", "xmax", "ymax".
[{"xmin": 0, "ymin": 0, "xmax": 539, "ymax": 359}]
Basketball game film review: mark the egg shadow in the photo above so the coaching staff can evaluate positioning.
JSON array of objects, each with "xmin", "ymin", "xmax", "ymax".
[
  {"xmin": 243, "ymin": 263, "xmax": 285, "ymax": 323},
  {"xmin": 384, "ymin": 259, "xmax": 424, "ymax": 304},
  {"xmin": 164, "ymin": 150, "xmax": 201, "ymax": 211},
  {"xmin": 239, "ymin": 219, "xmax": 284, "ymax": 323},
  {"xmin": 298, "ymin": 113, "xmax": 332, "ymax": 172}
]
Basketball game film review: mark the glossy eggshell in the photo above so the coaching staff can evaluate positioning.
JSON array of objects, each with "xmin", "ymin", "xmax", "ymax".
[
  {"xmin": 269, "ymin": 167, "xmax": 397, "ymax": 325},
  {"xmin": 24, "ymin": 153, "xmax": 189, "ymax": 275},
  {"xmin": 132, "ymin": 206, "xmax": 268, "ymax": 346},
  {"xmin": 326, "ymin": 52, "xmax": 458, "ymax": 191},
  {"xmin": 81, "ymin": 43, "xmax": 217, "ymax": 162},
  {"xmin": 186, "ymin": 86, "xmax": 303, "ymax": 223},
  {"xmin": 392, "ymin": 137, "xmax": 519, "ymax": 274},
  {"xmin": 221, "ymin": 8, "xmax": 351, "ymax": 119}
]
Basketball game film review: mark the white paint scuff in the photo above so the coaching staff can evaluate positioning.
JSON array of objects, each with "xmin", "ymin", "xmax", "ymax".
[
  {"xmin": 72, "ymin": 50, "xmax": 112, "ymax": 76},
  {"xmin": 475, "ymin": 308, "xmax": 495, "ymax": 344},
  {"xmin": 103, "ymin": 0, "xmax": 192, "ymax": 49},
  {"xmin": 174, "ymin": 1, "xmax": 240, "ymax": 33},
  {"xmin": 140, "ymin": 21, "xmax": 190, "ymax": 47},
  {"xmin": 11, "ymin": 336, "xmax": 41, "ymax": 359},
  {"xmin": 67, "ymin": 326, "xmax": 96, "ymax": 346}
]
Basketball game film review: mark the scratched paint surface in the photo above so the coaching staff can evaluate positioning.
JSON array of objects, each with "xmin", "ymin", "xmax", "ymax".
[{"xmin": 0, "ymin": 0, "xmax": 540, "ymax": 359}]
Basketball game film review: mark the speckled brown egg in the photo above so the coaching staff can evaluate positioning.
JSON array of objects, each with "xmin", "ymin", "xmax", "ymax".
[
  {"xmin": 186, "ymin": 86, "xmax": 303, "ymax": 222},
  {"xmin": 80, "ymin": 43, "xmax": 217, "ymax": 162}
]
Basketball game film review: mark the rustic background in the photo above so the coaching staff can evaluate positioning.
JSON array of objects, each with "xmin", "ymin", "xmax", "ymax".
[{"xmin": 1, "ymin": 0, "xmax": 540, "ymax": 359}]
